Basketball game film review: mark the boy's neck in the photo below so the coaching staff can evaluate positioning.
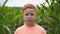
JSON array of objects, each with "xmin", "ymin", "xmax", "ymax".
[{"xmin": 24, "ymin": 22, "xmax": 36, "ymax": 27}]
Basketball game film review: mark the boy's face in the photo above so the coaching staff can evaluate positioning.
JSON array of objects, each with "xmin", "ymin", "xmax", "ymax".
[{"xmin": 23, "ymin": 8, "xmax": 37, "ymax": 23}]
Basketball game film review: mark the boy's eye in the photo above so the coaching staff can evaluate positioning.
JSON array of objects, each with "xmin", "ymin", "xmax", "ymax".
[
  {"xmin": 24, "ymin": 13, "xmax": 34, "ymax": 16},
  {"xmin": 31, "ymin": 13, "xmax": 34, "ymax": 16},
  {"xmin": 25, "ymin": 14, "xmax": 28, "ymax": 16}
]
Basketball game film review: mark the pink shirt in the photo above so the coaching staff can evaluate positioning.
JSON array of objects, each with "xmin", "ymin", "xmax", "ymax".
[{"xmin": 14, "ymin": 24, "xmax": 46, "ymax": 34}]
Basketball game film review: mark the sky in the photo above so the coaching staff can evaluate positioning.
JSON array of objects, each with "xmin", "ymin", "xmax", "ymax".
[
  {"xmin": 0, "ymin": 0, "xmax": 5, "ymax": 6},
  {"xmin": 0, "ymin": 0, "xmax": 48, "ymax": 7}
]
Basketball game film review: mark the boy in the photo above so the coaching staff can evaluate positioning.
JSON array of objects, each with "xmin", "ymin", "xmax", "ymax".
[{"xmin": 14, "ymin": 4, "xmax": 46, "ymax": 34}]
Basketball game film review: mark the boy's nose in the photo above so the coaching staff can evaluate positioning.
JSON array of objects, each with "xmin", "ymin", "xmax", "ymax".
[
  {"xmin": 28, "ymin": 15, "xmax": 31, "ymax": 17},
  {"xmin": 28, "ymin": 15, "xmax": 32, "ymax": 18}
]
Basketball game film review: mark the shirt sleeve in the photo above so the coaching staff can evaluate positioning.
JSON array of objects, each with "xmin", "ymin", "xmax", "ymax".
[
  {"xmin": 40, "ymin": 26, "xmax": 47, "ymax": 34},
  {"xmin": 42, "ymin": 29, "xmax": 46, "ymax": 34},
  {"xmin": 14, "ymin": 26, "xmax": 23, "ymax": 34},
  {"xmin": 14, "ymin": 28, "xmax": 20, "ymax": 34}
]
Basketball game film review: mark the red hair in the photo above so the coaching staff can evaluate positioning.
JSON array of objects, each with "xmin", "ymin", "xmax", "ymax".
[{"xmin": 23, "ymin": 4, "xmax": 36, "ymax": 12}]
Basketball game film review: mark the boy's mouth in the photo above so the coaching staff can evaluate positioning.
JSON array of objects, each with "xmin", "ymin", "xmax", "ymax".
[{"xmin": 27, "ymin": 19, "xmax": 32, "ymax": 21}]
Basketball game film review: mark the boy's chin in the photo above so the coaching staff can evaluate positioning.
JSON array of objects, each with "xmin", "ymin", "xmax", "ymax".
[{"xmin": 27, "ymin": 20, "xmax": 33, "ymax": 22}]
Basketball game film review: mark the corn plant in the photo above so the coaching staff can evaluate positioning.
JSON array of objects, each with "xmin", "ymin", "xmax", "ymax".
[
  {"xmin": 0, "ymin": 0, "xmax": 23, "ymax": 34},
  {"xmin": 36, "ymin": 0, "xmax": 60, "ymax": 34},
  {"xmin": 0, "ymin": 0, "xmax": 60, "ymax": 34}
]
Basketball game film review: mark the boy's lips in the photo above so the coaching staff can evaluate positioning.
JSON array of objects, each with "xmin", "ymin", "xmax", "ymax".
[{"xmin": 27, "ymin": 19, "xmax": 32, "ymax": 21}]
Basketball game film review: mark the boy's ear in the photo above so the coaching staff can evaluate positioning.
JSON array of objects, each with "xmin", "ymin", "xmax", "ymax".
[
  {"xmin": 35, "ymin": 9, "xmax": 37, "ymax": 16},
  {"xmin": 36, "ymin": 12, "xmax": 38, "ymax": 18},
  {"xmin": 36, "ymin": 14, "xmax": 37, "ymax": 17},
  {"xmin": 22, "ymin": 14, "xmax": 23, "ymax": 18}
]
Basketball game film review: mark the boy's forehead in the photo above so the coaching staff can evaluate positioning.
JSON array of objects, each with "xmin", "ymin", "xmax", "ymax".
[{"xmin": 24, "ymin": 8, "xmax": 35, "ymax": 13}]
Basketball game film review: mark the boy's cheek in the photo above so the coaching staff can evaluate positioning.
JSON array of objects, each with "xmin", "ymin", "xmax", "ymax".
[
  {"xmin": 32, "ymin": 16, "xmax": 36, "ymax": 18},
  {"xmin": 23, "ymin": 16, "xmax": 28, "ymax": 20}
]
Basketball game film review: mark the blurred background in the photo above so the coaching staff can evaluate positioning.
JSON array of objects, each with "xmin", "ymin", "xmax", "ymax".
[{"xmin": 0, "ymin": 0, "xmax": 60, "ymax": 34}]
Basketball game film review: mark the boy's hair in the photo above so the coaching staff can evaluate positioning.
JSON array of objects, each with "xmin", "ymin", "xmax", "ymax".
[{"xmin": 23, "ymin": 4, "xmax": 36, "ymax": 12}]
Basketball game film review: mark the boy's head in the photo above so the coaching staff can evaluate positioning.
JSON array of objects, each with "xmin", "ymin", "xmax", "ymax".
[
  {"xmin": 23, "ymin": 4, "xmax": 37, "ymax": 24},
  {"xmin": 23, "ymin": 4, "xmax": 36, "ymax": 12}
]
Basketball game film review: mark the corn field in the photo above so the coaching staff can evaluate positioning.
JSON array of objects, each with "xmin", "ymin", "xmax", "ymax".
[{"xmin": 0, "ymin": 0, "xmax": 60, "ymax": 34}]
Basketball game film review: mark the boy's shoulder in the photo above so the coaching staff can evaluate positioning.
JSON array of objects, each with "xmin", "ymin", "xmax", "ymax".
[
  {"xmin": 36, "ymin": 24, "xmax": 46, "ymax": 34},
  {"xmin": 14, "ymin": 25, "xmax": 24, "ymax": 34},
  {"xmin": 36, "ymin": 25, "xmax": 45, "ymax": 30}
]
